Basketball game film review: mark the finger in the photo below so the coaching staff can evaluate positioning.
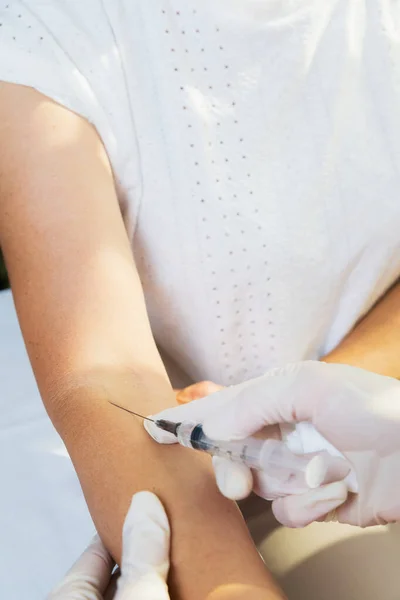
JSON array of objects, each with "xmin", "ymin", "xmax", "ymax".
[
  {"xmin": 144, "ymin": 416, "xmax": 178, "ymax": 444},
  {"xmin": 271, "ymin": 481, "xmax": 348, "ymax": 528},
  {"xmin": 202, "ymin": 361, "xmax": 332, "ymax": 441},
  {"xmin": 104, "ymin": 569, "xmax": 120, "ymax": 600},
  {"xmin": 177, "ymin": 381, "xmax": 224, "ymax": 404},
  {"xmin": 49, "ymin": 535, "xmax": 114, "ymax": 598},
  {"xmin": 212, "ymin": 457, "xmax": 253, "ymax": 500},
  {"xmin": 117, "ymin": 573, "xmax": 170, "ymax": 600},
  {"xmin": 306, "ymin": 452, "xmax": 351, "ymax": 487},
  {"xmin": 68, "ymin": 534, "xmax": 113, "ymax": 592},
  {"xmin": 122, "ymin": 492, "xmax": 170, "ymax": 579},
  {"xmin": 253, "ymin": 469, "xmax": 311, "ymax": 501},
  {"xmin": 325, "ymin": 491, "xmax": 370, "ymax": 527},
  {"xmin": 173, "ymin": 388, "xmax": 183, "ymax": 401},
  {"xmin": 116, "ymin": 492, "xmax": 170, "ymax": 600},
  {"xmin": 252, "ymin": 451, "xmax": 349, "ymax": 502}
]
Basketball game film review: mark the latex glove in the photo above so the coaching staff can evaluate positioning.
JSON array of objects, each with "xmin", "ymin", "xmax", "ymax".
[
  {"xmin": 48, "ymin": 491, "xmax": 170, "ymax": 599},
  {"xmin": 146, "ymin": 361, "xmax": 400, "ymax": 528}
]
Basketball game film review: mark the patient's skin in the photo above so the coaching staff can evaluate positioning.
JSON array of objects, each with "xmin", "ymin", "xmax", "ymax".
[{"xmin": 0, "ymin": 83, "xmax": 284, "ymax": 600}]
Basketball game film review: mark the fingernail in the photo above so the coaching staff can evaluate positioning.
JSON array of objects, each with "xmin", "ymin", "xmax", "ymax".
[
  {"xmin": 176, "ymin": 391, "xmax": 191, "ymax": 405},
  {"xmin": 143, "ymin": 418, "xmax": 177, "ymax": 444}
]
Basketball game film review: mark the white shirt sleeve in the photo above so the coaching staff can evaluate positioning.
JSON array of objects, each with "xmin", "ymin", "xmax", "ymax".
[{"xmin": 0, "ymin": 0, "xmax": 132, "ymax": 175}]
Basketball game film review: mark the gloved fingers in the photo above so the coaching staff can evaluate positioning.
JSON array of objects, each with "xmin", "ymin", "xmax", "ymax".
[
  {"xmin": 145, "ymin": 387, "xmax": 234, "ymax": 444},
  {"xmin": 115, "ymin": 491, "xmax": 170, "ymax": 600},
  {"xmin": 253, "ymin": 469, "xmax": 306, "ymax": 501},
  {"xmin": 202, "ymin": 361, "xmax": 330, "ymax": 441},
  {"xmin": 251, "ymin": 448, "xmax": 350, "ymax": 501},
  {"xmin": 48, "ymin": 535, "xmax": 114, "ymax": 599},
  {"xmin": 323, "ymin": 492, "xmax": 373, "ymax": 528},
  {"xmin": 304, "ymin": 451, "xmax": 351, "ymax": 487},
  {"xmin": 176, "ymin": 381, "xmax": 224, "ymax": 404},
  {"xmin": 104, "ymin": 569, "xmax": 120, "ymax": 600},
  {"xmin": 212, "ymin": 457, "xmax": 253, "ymax": 500},
  {"xmin": 211, "ymin": 449, "xmax": 349, "ymax": 504},
  {"xmin": 146, "ymin": 361, "xmax": 317, "ymax": 443},
  {"xmin": 116, "ymin": 573, "xmax": 171, "ymax": 600},
  {"xmin": 144, "ymin": 416, "xmax": 178, "ymax": 444},
  {"xmin": 270, "ymin": 481, "xmax": 348, "ymax": 528}
]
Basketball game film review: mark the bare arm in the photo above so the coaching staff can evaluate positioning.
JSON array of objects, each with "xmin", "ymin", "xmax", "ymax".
[
  {"xmin": 323, "ymin": 281, "xmax": 400, "ymax": 377},
  {"xmin": 0, "ymin": 84, "xmax": 282, "ymax": 600}
]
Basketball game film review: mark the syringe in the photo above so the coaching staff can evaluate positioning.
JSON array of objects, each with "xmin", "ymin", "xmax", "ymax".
[
  {"xmin": 155, "ymin": 418, "xmax": 327, "ymax": 490},
  {"xmin": 110, "ymin": 402, "xmax": 328, "ymax": 491}
]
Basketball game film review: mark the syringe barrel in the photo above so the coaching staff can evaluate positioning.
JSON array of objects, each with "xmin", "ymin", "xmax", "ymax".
[
  {"xmin": 176, "ymin": 421, "xmax": 264, "ymax": 469},
  {"xmin": 174, "ymin": 422, "xmax": 351, "ymax": 497},
  {"xmin": 176, "ymin": 421, "xmax": 314, "ymax": 476}
]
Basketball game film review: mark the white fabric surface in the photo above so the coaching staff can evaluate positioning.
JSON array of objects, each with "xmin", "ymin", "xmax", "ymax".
[
  {"xmin": 0, "ymin": 290, "xmax": 94, "ymax": 600},
  {"xmin": 0, "ymin": 1, "xmax": 400, "ymax": 387}
]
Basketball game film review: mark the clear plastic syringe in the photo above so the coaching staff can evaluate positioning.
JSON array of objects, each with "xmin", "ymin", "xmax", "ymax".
[
  {"xmin": 109, "ymin": 402, "xmax": 350, "ymax": 495},
  {"xmin": 155, "ymin": 418, "xmax": 328, "ymax": 490}
]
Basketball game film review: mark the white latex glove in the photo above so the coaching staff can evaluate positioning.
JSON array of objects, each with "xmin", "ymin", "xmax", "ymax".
[
  {"xmin": 145, "ymin": 361, "xmax": 400, "ymax": 528},
  {"xmin": 48, "ymin": 491, "xmax": 170, "ymax": 599}
]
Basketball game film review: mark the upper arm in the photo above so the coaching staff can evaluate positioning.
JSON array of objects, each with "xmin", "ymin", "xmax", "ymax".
[{"xmin": 0, "ymin": 83, "xmax": 166, "ymax": 404}]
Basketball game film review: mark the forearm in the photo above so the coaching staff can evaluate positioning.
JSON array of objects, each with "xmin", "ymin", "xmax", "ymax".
[
  {"xmin": 0, "ymin": 86, "xmax": 282, "ymax": 600},
  {"xmin": 323, "ymin": 280, "xmax": 400, "ymax": 378},
  {"xmin": 52, "ymin": 371, "xmax": 282, "ymax": 600}
]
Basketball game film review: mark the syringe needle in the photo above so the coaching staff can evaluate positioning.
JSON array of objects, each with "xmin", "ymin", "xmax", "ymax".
[
  {"xmin": 109, "ymin": 401, "xmax": 180, "ymax": 436},
  {"xmin": 108, "ymin": 401, "xmax": 156, "ymax": 423}
]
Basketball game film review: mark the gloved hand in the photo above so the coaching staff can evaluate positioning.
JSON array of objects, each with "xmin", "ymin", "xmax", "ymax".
[
  {"xmin": 174, "ymin": 381, "xmax": 223, "ymax": 405},
  {"xmin": 146, "ymin": 361, "xmax": 400, "ymax": 528},
  {"xmin": 48, "ymin": 491, "xmax": 170, "ymax": 599}
]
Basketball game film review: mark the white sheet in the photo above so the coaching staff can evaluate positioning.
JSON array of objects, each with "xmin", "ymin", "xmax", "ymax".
[{"xmin": 0, "ymin": 290, "xmax": 94, "ymax": 599}]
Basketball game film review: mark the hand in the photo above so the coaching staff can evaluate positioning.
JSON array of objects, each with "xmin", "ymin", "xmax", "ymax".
[
  {"xmin": 146, "ymin": 361, "xmax": 400, "ymax": 528},
  {"xmin": 172, "ymin": 381, "xmax": 284, "ymax": 501},
  {"xmin": 48, "ymin": 491, "xmax": 170, "ymax": 599},
  {"xmin": 174, "ymin": 381, "xmax": 223, "ymax": 404}
]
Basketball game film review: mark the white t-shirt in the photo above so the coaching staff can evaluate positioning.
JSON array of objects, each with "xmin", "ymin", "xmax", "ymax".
[{"xmin": 1, "ymin": 0, "xmax": 399, "ymax": 386}]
